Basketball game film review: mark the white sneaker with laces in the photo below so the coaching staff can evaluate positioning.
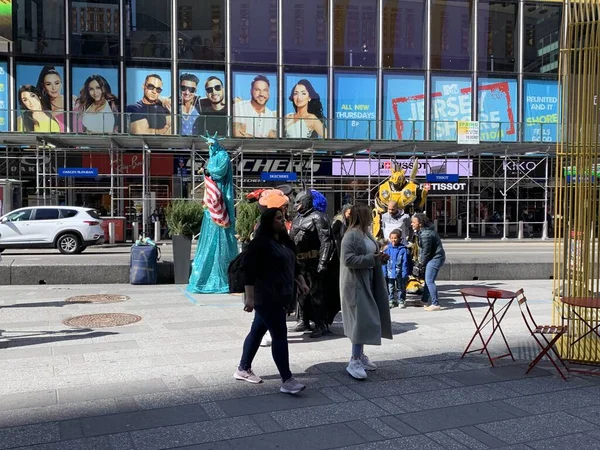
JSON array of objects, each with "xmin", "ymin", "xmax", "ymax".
[
  {"xmin": 360, "ymin": 354, "xmax": 377, "ymax": 371},
  {"xmin": 346, "ymin": 358, "xmax": 368, "ymax": 380},
  {"xmin": 260, "ymin": 331, "xmax": 272, "ymax": 347}
]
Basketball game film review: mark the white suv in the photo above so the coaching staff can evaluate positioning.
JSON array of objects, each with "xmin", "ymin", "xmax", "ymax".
[{"xmin": 0, "ymin": 206, "xmax": 105, "ymax": 254}]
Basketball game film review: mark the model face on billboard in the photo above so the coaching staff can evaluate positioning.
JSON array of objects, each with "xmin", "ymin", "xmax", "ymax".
[
  {"xmin": 205, "ymin": 78, "xmax": 224, "ymax": 105},
  {"xmin": 88, "ymin": 80, "xmax": 104, "ymax": 103},
  {"xmin": 42, "ymin": 73, "xmax": 62, "ymax": 102},
  {"xmin": 292, "ymin": 84, "xmax": 310, "ymax": 109},
  {"xmin": 20, "ymin": 90, "xmax": 43, "ymax": 112},
  {"xmin": 180, "ymin": 80, "xmax": 197, "ymax": 103},
  {"xmin": 251, "ymin": 80, "xmax": 270, "ymax": 106},
  {"xmin": 143, "ymin": 76, "xmax": 163, "ymax": 103}
]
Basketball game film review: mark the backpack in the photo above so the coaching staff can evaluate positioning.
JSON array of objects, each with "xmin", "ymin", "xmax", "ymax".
[{"xmin": 228, "ymin": 251, "xmax": 246, "ymax": 294}]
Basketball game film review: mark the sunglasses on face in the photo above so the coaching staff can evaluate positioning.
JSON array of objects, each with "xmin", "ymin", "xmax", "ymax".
[
  {"xmin": 180, "ymin": 85, "xmax": 197, "ymax": 94},
  {"xmin": 205, "ymin": 85, "xmax": 223, "ymax": 94},
  {"xmin": 145, "ymin": 84, "xmax": 163, "ymax": 93}
]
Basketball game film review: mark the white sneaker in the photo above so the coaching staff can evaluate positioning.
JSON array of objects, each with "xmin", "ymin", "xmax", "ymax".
[
  {"xmin": 360, "ymin": 354, "xmax": 377, "ymax": 371},
  {"xmin": 346, "ymin": 358, "xmax": 368, "ymax": 380},
  {"xmin": 260, "ymin": 332, "xmax": 272, "ymax": 347}
]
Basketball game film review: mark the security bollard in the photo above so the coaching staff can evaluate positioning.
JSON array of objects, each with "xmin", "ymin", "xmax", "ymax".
[
  {"xmin": 132, "ymin": 222, "xmax": 139, "ymax": 242},
  {"xmin": 542, "ymin": 221, "xmax": 549, "ymax": 240},
  {"xmin": 457, "ymin": 218, "xmax": 462, "ymax": 237},
  {"xmin": 154, "ymin": 221, "xmax": 161, "ymax": 242},
  {"xmin": 434, "ymin": 219, "xmax": 439, "ymax": 233},
  {"xmin": 481, "ymin": 219, "xmax": 486, "ymax": 237},
  {"xmin": 108, "ymin": 222, "xmax": 116, "ymax": 245},
  {"xmin": 518, "ymin": 221, "xmax": 524, "ymax": 239}
]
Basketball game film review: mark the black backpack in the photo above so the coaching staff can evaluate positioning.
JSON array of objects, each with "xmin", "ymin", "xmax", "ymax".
[{"xmin": 228, "ymin": 251, "xmax": 246, "ymax": 294}]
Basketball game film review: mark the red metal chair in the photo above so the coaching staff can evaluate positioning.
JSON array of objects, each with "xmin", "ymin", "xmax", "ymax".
[{"xmin": 516, "ymin": 289, "xmax": 569, "ymax": 380}]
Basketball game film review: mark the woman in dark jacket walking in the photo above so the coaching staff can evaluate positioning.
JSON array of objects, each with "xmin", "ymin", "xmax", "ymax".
[
  {"xmin": 236, "ymin": 208, "xmax": 310, "ymax": 394},
  {"xmin": 412, "ymin": 213, "xmax": 445, "ymax": 311}
]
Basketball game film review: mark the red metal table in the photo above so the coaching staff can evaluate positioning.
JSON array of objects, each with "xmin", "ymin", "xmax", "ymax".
[
  {"xmin": 460, "ymin": 287, "xmax": 518, "ymax": 366},
  {"xmin": 560, "ymin": 296, "xmax": 600, "ymax": 375}
]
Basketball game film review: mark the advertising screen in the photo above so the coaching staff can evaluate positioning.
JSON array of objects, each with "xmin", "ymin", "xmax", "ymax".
[
  {"xmin": 126, "ymin": 68, "xmax": 172, "ymax": 135},
  {"xmin": 16, "ymin": 64, "xmax": 68, "ymax": 133},
  {"xmin": 178, "ymin": 70, "xmax": 226, "ymax": 136},
  {"xmin": 384, "ymin": 74, "xmax": 425, "ymax": 140},
  {"xmin": 332, "ymin": 158, "xmax": 473, "ymax": 177},
  {"xmin": 478, "ymin": 78, "xmax": 517, "ymax": 142},
  {"xmin": 524, "ymin": 80, "xmax": 559, "ymax": 142},
  {"xmin": 0, "ymin": 62, "xmax": 7, "ymax": 131},
  {"xmin": 72, "ymin": 67, "xmax": 119, "ymax": 133},
  {"xmin": 0, "ymin": 0, "xmax": 11, "ymax": 42},
  {"xmin": 431, "ymin": 76, "xmax": 472, "ymax": 141},
  {"xmin": 334, "ymin": 72, "xmax": 376, "ymax": 140},
  {"xmin": 283, "ymin": 73, "xmax": 328, "ymax": 139},
  {"xmin": 232, "ymin": 71, "xmax": 278, "ymax": 138}
]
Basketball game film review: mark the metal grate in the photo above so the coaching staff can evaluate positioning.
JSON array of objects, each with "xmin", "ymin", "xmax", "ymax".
[
  {"xmin": 65, "ymin": 294, "xmax": 130, "ymax": 304},
  {"xmin": 63, "ymin": 313, "xmax": 141, "ymax": 328}
]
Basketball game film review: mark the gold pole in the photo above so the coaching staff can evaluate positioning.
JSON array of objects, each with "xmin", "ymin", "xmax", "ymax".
[{"xmin": 554, "ymin": 0, "xmax": 600, "ymax": 363}]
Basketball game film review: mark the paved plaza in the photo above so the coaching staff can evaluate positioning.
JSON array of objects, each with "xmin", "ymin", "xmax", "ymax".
[{"xmin": 1, "ymin": 280, "xmax": 600, "ymax": 449}]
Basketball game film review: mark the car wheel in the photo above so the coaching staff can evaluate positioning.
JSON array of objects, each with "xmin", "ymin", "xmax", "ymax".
[{"xmin": 57, "ymin": 234, "xmax": 82, "ymax": 255}]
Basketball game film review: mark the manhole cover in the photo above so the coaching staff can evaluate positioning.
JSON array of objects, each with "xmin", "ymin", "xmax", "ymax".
[
  {"xmin": 65, "ymin": 294, "xmax": 130, "ymax": 304},
  {"xmin": 63, "ymin": 313, "xmax": 141, "ymax": 328}
]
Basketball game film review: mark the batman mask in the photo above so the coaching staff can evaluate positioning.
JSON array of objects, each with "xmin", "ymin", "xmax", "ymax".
[{"xmin": 294, "ymin": 189, "xmax": 314, "ymax": 213}]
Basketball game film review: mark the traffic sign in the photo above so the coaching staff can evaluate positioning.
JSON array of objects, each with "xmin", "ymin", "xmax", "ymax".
[
  {"xmin": 426, "ymin": 174, "xmax": 459, "ymax": 183},
  {"xmin": 58, "ymin": 168, "xmax": 99, "ymax": 178},
  {"xmin": 260, "ymin": 172, "xmax": 298, "ymax": 182}
]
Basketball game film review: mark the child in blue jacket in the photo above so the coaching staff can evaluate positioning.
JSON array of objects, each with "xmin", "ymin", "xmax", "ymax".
[{"xmin": 383, "ymin": 229, "xmax": 411, "ymax": 308}]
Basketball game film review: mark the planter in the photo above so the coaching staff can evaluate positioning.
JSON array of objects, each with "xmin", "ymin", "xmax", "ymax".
[{"xmin": 173, "ymin": 234, "xmax": 192, "ymax": 284}]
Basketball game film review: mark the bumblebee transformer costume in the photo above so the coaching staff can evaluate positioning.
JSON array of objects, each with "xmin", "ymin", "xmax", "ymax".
[{"xmin": 290, "ymin": 189, "xmax": 340, "ymax": 338}]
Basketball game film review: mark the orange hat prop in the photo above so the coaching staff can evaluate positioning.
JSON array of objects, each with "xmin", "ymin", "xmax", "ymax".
[{"xmin": 258, "ymin": 189, "xmax": 290, "ymax": 209}]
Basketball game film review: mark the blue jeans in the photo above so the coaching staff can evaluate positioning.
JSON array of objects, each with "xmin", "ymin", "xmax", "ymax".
[
  {"xmin": 421, "ymin": 258, "xmax": 444, "ymax": 306},
  {"xmin": 239, "ymin": 304, "xmax": 292, "ymax": 381},
  {"xmin": 386, "ymin": 277, "xmax": 407, "ymax": 303}
]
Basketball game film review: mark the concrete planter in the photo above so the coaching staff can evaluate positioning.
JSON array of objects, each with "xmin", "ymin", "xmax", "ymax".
[{"xmin": 173, "ymin": 235, "xmax": 192, "ymax": 284}]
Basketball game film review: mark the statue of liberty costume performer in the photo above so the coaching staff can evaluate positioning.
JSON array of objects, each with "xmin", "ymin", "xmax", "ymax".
[{"xmin": 188, "ymin": 133, "xmax": 238, "ymax": 294}]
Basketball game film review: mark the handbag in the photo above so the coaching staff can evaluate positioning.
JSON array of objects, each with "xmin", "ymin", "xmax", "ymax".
[{"xmin": 412, "ymin": 264, "xmax": 423, "ymax": 278}]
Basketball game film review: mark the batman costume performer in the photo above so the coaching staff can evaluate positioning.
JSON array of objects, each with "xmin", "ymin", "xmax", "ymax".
[{"xmin": 290, "ymin": 188, "xmax": 340, "ymax": 338}]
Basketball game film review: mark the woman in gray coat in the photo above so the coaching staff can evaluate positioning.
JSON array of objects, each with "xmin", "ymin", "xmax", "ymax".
[{"xmin": 340, "ymin": 205, "xmax": 393, "ymax": 380}]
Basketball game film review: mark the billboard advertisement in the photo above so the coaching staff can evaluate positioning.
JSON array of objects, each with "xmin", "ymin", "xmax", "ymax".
[
  {"xmin": 178, "ymin": 70, "xmax": 226, "ymax": 136},
  {"xmin": 334, "ymin": 72, "xmax": 376, "ymax": 140},
  {"xmin": 332, "ymin": 158, "xmax": 473, "ymax": 177},
  {"xmin": 16, "ymin": 64, "xmax": 70, "ymax": 132},
  {"xmin": 125, "ymin": 68, "xmax": 172, "ymax": 135},
  {"xmin": 0, "ymin": 62, "xmax": 7, "ymax": 131},
  {"xmin": 431, "ymin": 76, "xmax": 472, "ymax": 141},
  {"xmin": 478, "ymin": 78, "xmax": 517, "ymax": 142},
  {"xmin": 384, "ymin": 74, "xmax": 425, "ymax": 140},
  {"xmin": 232, "ymin": 71, "xmax": 278, "ymax": 138},
  {"xmin": 524, "ymin": 80, "xmax": 559, "ymax": 142},
  {"xmin": 283, "ymin": 73, "xmax": 328, "ymax": 139},
  {"xmin": 72, "ymin": 67, "xmax": 119, "ymax": 133},
  {"xmin": 0, "ymin": 0, "xmax": 11, "ymax": 42}
]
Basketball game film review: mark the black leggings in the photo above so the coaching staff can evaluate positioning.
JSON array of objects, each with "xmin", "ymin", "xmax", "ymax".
[{"xmin": 239, "ymin": 304, "xmax": 292, "ymax": 381}]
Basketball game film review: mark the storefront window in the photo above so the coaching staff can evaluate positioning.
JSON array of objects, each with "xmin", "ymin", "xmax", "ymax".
[
  {"xmin": 178, "ymin": 0, "xmax": 225, "ymax": 62},
  {"xmin": 230, "ymin": 0, "xmax": 278, "ymax": 64},
  {"xmin": 382, "ymin": 0, "xmax": 425, "ymax": 69},
  {"xmin": 15, "ymin": 0, "xmax": 65, "ymax": 55},
  {"xmin": 430, "ymin": 0, "xmax": 473, "ymax": 71},
  {"xmin": 478, "ymin": 1, "xmax": 517, "ymax": 73},
  {"xmin": 71, "ymin": 0, "xmax": 119, "ymax": 58},
  {"xmin": 333, "ymin": 0, "xmax": 377, "ymax": 67},
  {"xmin": 523, "ymin": 3, "xmax": 561, "ymax": 74},
  {"xmin": 282, "ymin": 0, "xmax": 328, "ymax": 66},
  {"xmin": 125, "ymin": 0, "xmax": 171, "ymax": 59}
]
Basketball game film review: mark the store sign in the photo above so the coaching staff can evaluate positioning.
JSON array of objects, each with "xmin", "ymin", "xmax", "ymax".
[
  {"xmin": 332, "ymin": 158, "xmax": 473, "ymax": 177},
  {"xmin": 58, "ymin": 168, "xmax": 99, "ymax": 178},
  {"xmin": 260, "ymin": 172, "xmax": 297, "ymax": 182},
  {"xmin": 457, "ymin": 121, "xmax": 480, "ymax": 144},
  {"xmin": 422, "ymin": 182, "xmax": 467, "ymax": 193},
  {"xmin": 502, "ymin": 160, "xmax": 546, "ymax": 177},
  {"xmin": 237, "ymin": 158, "xmax": 329, "ymax": 176},
  {"xmin": 426, "ymin": 174, "xmax": 459, "ymax": 183}
]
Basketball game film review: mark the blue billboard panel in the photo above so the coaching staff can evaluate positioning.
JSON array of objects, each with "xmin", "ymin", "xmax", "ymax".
[
  {"xmin": 383, "ymin": 74, "xmax": 425, "ymax": 140},
  {"xmin": 72, "ymin": 67, "xmax": 119, "ymax": 133},
  {"xmin": 334, "ymin": 72, "xmax": 376, "ymax": 140},
  {"xmin": 178, "ymin": 70, "xmax": 226, "ymax": 136},
  {"xmin": 0, "ymin": 62, "xmax": 7, "ymax": 132},
  {"xmin": 478, "ymin": 78, "xmax": 517, "ymax": 142},
  {"xmin": 125, "ymin": 68, "xmax": 172, "ymax": 135},
  {"xmin": 524, "ymin": 80, "xmax": 559, "ymax": 142},
  {"xmin": 284, "ymin": 73, "xmax": 328, "ymax": 139},
  {"xmin": 431, "ymin": 76, "xmax": 472, "ymax": 141},
  {"xmin": 232, "ymin": 71, "xmax": 278, "ymax": 138}
]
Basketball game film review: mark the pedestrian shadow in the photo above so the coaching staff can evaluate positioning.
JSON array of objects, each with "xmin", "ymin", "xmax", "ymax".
[
  {"xmin": 0, "ymin": 329, "xmax": 118, "ymax": 349},
  {"xmin": 288, "ymin": 321, "xmax": 418, "ymax": 344},
  {"xmin": 0, "ymin": 301, "xmax": 91, "ymax": 309}
]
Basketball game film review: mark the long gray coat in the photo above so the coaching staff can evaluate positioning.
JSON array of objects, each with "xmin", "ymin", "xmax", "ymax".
[{"xmin": 340, "ymin": 229, "xmax": 393, "ymax": 345}]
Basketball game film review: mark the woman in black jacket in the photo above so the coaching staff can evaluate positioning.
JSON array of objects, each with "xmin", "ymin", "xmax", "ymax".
[{"xmin": 235, "ymin": 207, "xmax": 310, "ymax": 394}]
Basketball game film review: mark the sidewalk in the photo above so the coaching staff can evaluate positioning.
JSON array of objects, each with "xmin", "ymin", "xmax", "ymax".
[{"xmin": 1, "ymin": 281, "xmax": 600, "ymax": 449}]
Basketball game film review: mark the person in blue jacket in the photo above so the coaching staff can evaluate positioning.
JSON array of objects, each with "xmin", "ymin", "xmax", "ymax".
[{"xmin": 382, "ymin": 229, "xmax": 411, "ymax": 308}]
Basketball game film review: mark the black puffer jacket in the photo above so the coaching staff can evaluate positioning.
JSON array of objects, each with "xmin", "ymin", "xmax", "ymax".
[{"xmin": 417, "ymin": 224, "xmax": 445, "ymax": 265}]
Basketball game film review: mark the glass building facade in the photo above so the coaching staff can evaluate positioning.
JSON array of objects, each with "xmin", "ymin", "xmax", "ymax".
[{"xmin": 0, "ymin": 0, "xmax": 562, "ymax": 142}]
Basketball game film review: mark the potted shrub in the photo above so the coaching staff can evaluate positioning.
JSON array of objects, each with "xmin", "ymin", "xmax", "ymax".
[
  {"xmin": 166, "ymin": 200, "xmax": 204, "ymax": 284},
  {"xmin": 236, "ymin": 201, "xmax": 260, "ymax": 250}
]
